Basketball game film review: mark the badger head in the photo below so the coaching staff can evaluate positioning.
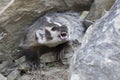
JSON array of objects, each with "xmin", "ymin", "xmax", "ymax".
[{"xmin": 35, "ymin": 22, "xmax": 70, "ymax": 47}]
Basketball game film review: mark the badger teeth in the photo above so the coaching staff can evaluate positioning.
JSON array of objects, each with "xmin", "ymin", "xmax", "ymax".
[{"xmin": 60, "ymin": 32, "xmax": 68, "ymax": 40}]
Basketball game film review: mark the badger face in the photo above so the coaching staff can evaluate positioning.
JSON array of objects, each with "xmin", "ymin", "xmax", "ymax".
[{"xmin": 35, "ymin": 22, "xmax": 70, "ymax": 47}]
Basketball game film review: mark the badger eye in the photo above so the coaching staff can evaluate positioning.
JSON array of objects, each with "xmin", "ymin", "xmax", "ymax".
[{"xmin": 51, "ymin": 27, "xmax": 57, "ymax": 31}]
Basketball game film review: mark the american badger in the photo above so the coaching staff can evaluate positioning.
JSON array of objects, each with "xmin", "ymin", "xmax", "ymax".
[{"xmin": 20, "ymin": 11, "xmax": 85, "ymax": 68}]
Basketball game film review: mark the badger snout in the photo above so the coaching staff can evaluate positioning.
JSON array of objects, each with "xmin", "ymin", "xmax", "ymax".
[
  {"xmin": 59, "ymin": 25, "xmax": 69, "ymax": 40},
  {"xmin": 59, "ymin": 32, "xmax": 68, "ymax": 40}
]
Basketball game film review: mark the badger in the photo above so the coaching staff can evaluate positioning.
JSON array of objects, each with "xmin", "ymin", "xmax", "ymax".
[{"xmin": 20, "ymin": 11, "xmax": 85, "ymax": 68}]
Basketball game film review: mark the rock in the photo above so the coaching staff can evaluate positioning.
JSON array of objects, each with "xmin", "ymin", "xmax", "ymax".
[
  {"xmin": 85, "ymin": 0, "xmax": 115, "ymax": 21},
  {"xmin": 70, "ymin": 0, "xmax": 120, "ymax": 80},
  {"xmin": 80, "ymin": 11, "xmax": 89, "ymax": 19},
  {"xmin": 40, "ymin": 40, "xmax": 81, "ymax": 65},
  {"xmin": 64, "ymin": 0, "xmax": 94, "ymax": 11},
  {"xmin": 14, "ymin": 56, "xmax": 30, "ymax": 70},
  {"xmin": 18, "ymin": 64, "xmax": 68, "ymax": 80},
  {"xmin": 41, "ymin": 66, "xmax": 68, "ymax": 80},
  {"xmin": 15, "ymin": 56, "xmax": 25, "ymax": 66},
  {"xmin": 0, "ymin": 32, "xmax": 6, "ymax": 41},
  {"xmin": 0, "ymin": 60, "xmax": 22, "ymax": 77},
  {"xmin": 7, "ymin": 69, "xmax": 20, "ymax": 80},
  {"xmin": 41, "ymin": 52, "xmax": 56, "ymax": 63},
  {"xmin": 0, "ymin": 61, "xmax": 8, "ymax": 72},
  {"xmin": 17, "ymin": 75, "xmax": 32, "ymax": 80},
  {"xmin": 0, "ymin": 52, "xmax": 4, "ymax": 63},
  {"xmin": 0, "ymin": 74, "xmax": 7, "ymax": 80},
  {"xmin": 83, "ymin": 20, "xmax": 94, "ymax": 29},
  {"xmin": 0, "ymin": 51, "xmax": 8, "ymax": 63},
  {"xmin": 80, "ymin": 11, "xmax": 93, "ymax": 30},
  {"xmin": 0, "ymin": 52, "xmax": 3, "ymax": 56}
]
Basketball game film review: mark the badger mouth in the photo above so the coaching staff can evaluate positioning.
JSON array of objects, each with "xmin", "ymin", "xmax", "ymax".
[{"xmin": 60, "ymin": 32, "xmax": 68, "ymax": 40}]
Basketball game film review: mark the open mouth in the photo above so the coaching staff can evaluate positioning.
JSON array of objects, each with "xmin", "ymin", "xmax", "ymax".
[{"xmin": 60, "ymin": 32, "xmax": 68, "ymax": 40}]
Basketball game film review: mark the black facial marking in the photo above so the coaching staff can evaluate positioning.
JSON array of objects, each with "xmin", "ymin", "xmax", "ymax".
[
  {"xmin": 35, "ymin": 34, "xmax": 38, "ymax": 40},
  {"xmin": 50, "ymin": 24, "xmax": 68, "ymax": 33},
  {"xmin": 39, "ymin": 33, "xmax": 43, "ymax": 40},
  {"xmin": 51, "ymin": 27, "xmax": 59, "ymax": 31},
  {"xmin": 35, "ymin": 32, "xmax": 43, "ymax": 40},
  {"xmin": 59, "ymin": 25, "xmax": 68, "ymax": 33},
  {"xmin": 45, "ymin": 30, "xmax": 53, "ymax": 40}
]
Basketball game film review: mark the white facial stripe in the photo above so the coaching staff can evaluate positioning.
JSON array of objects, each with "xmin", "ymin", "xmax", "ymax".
[
  {"xmin": 45, "ymin": 27, "xmax": 51, "ymax": 31},
  {"xmin": 35, "ymin": 30, "xmax": 41, "ymax": 38},
  {"xmin": 46, "ymin": 16, "xmax": 62, "ymax": 26},
  {"xmin": 53, "ymin": 22, "xmax": 62, "ymax": 26},
  {"xmin": 35, "ymin": 30, "xmax": 45, "ymax": 43}
]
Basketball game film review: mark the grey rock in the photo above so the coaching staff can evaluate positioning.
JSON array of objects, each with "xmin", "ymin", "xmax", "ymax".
[
  {"xmin": 0, "ymin": 61, "xmax": 8, "ymax": 72},
  {"xmin": 83, "ymin": 20, "xmax": 94, "ymax": 29},
  {"xmin": 18, "ymin": 65, "xmax": 68, "ymax": 80},
  {"xmin": 17, "ymin": 75, "xmax": 32, "ymax": 80},
  {"xmin": 85, "ymin": 0, "xmax": 115, "ymax": 21},
  {"xmin": 40, "ymin": 41, "xmax": 81, "ymax": 65},
  {"xmin": 64, "ymin": 0, "xmax": 94, "ymax": 11},
  {"xmin": 0, "ymin": 74, "xmax": 7, "ymax": 80},
  {"xmin": 7, "ymin": 69, "xmax": 20, "ymax": 80},
  {"xmin": 15, "ymin": 56, "xmax": 25, "ymax": 65},
  {"xmin": 41, "ymin": 52, "xmax": 57, "ymax": 63},
  {"xmin": 0, "ymin": 52, "xmax": 4, "ymax": 63},
  {"xmin": 0, "ymin": 32, "xmax": 6, "ymax": 41},
  {"xmin": 70, "ymin": 0, "xmax": 120, "ymax": 80},
  {"xmin": 14, "ymin": 56, "xmax": 30, "ymax": 70},
  {"xmin": 0, "ymin": 52, "xmax": 3, "ymax": 56}
]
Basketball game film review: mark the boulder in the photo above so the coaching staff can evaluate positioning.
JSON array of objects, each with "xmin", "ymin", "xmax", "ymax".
[
  {"xmin": 70, "ymin": 0, "xmax": 120, "ymax": 80},
  {"xmin": 0, "ymin": 74, "xmax": 7, "ymax": 80},
  {"xmin": 83, "ymin": 0, "xmax": 115, "ymax": 29},
  {"xmin": 64, "ymin": 0, "xmax": 94, "ymax": 11},
  {"xmin": 7, "ymin": 69, "xmax": 20, "ymax": 80},
  {"xmin": 85, "ymin": 0, "xmax": 115, "ymax": 21}
]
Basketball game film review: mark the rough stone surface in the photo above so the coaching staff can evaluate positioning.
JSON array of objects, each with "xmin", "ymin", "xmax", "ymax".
[
  {"xmin": 41, "ymin": 52, "xmax": 57, "ymax": 63},
  {"xmin": 18, "ymin": 64, "xmax": 68, "ymax": 80},
  {"xmin": 64, "ymin": 0, "xmax": 94, "ymax": 11},
  {"xmin": 0, "ymin": 61, "xmax": 8, "ymax": 72},
  {"xmin": 0, "ymin": 74, "xmax": 7, "ymax": 80},
  {"xmin": 7, "ymin": 69, "xmax": 20, "ymax": 80},
  {"xmin": 83, "ymin": 0, "xmax": 115, "ymax": 28},
  {"xmin": 85, "ymin": 0, "xmax": 115, "ymax": 21},
  {"xmin": 70, "ymin": 0, "xmax": 120, "ymax": 80}
]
